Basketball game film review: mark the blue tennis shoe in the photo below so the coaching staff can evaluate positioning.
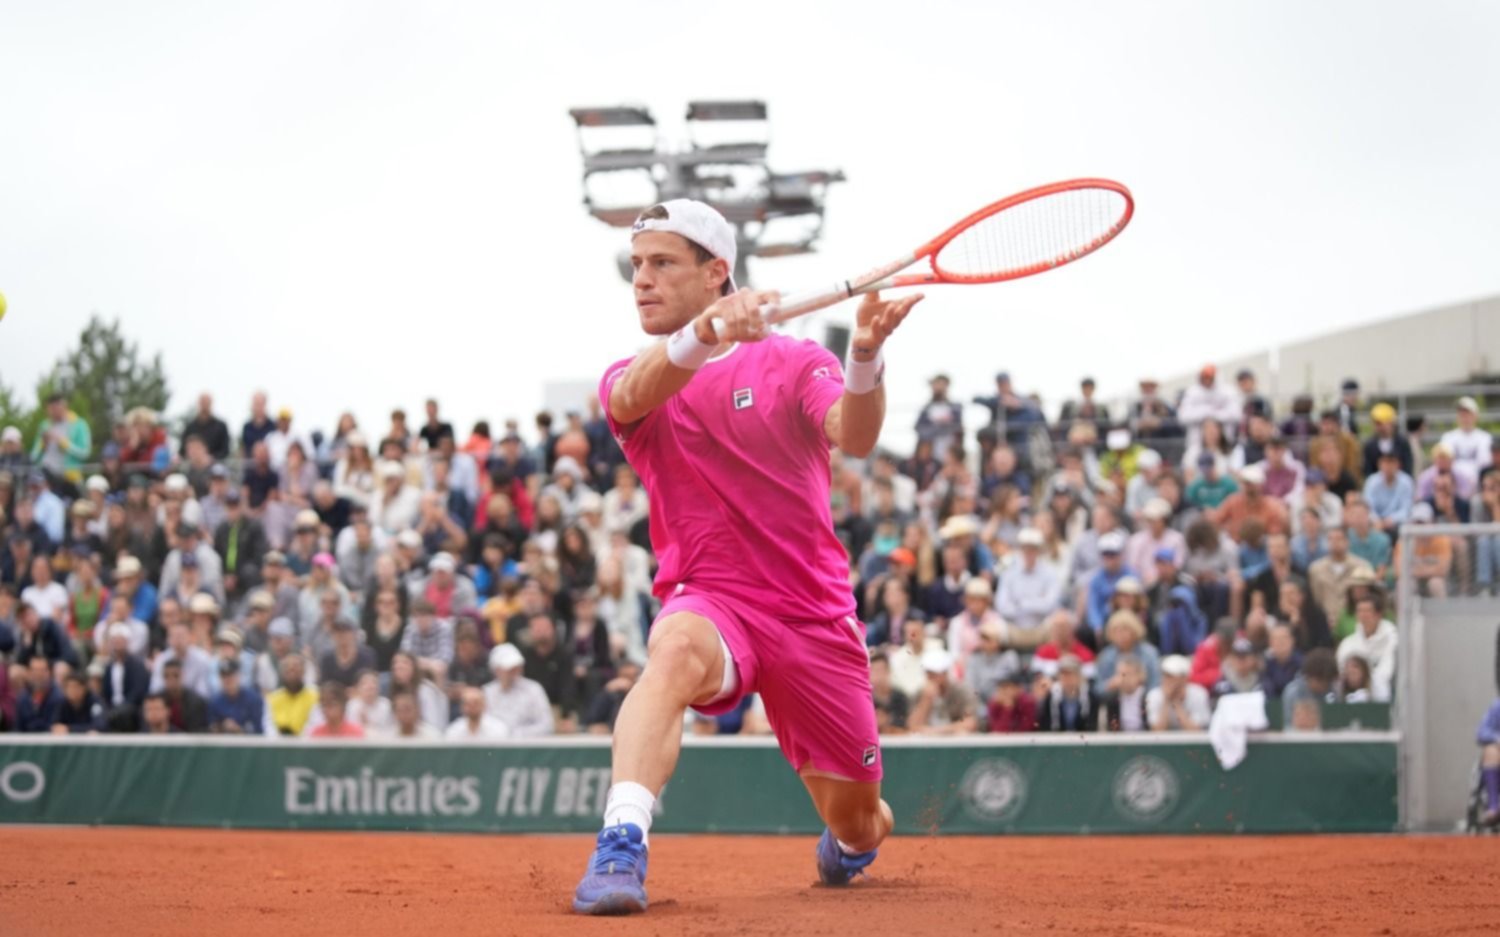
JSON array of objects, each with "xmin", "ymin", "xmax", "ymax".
[
  {"xmin": 573, "ymin": 823, "xmax": 650, "ymax": 915},
  {"xmin": 815, "ymin": 827, "xmax": 877, "ymax": 886}
]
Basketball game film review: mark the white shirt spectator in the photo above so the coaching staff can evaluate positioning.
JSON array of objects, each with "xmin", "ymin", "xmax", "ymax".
[
  {"xmin": 94, "ymin": 617, "xmax": 151, "ymax": 658},
  {"xmin": 348, "ymin": 696, "xmax": 396, "ymax": 737},
  {"xmin": 445, "ymin": 713, "xmax": 513, "ymax": 742},
  {"xmin": 1146, "ymin": 682, "xmax": 1213, "ymax": 729},
  {"xmin": 1177, "ymin": 381, "xmax": 1241, "ymax": 441},
  {"xmin": 483, "ymin": 677, "xmax": 555, "ymax": 737},
  {"xmin": 1440, "ymin": 426, "xmax": 1493, "ymax": 475},
  {"xmin": 1337, "ymin": 618, "xmax": 1397, "ymax": 701},
  {"xmin": 994, "ymin": 559, "xmax": 1063, "ymax": 632},
  {"xmin": 148, "ymin": 645, "xmax": 217, "ymax": 698},
  {"xmin": 20, "ymin": 581, "xmax": 69, "ymax": 622},
  {"xmin": 370, "ymin": 484, "xmax": 422, "ymax": 536}
]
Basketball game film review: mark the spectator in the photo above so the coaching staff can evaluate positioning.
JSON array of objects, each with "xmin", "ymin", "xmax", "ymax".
[
  {"xmin": 1236, "ymin": 369, "xmax": 1271, "ymax": 433},
  {"xmin": 1261, "ymin": 624, "xmax": 1303, "ymax": 699},
  {"xmin": 1363, "ymin": 444, "xmax": 1415, "ymax": 533},
  {"xmin": 1147, "ymin": 655, "xmax": 1211, "ymax": 731},
  {"xmin": 215, "ymin": 488, "xmax": 267, "ymax": 601},
  {"xmin": 1100, "ymin": 655, "xmax": 1149, "ymax": 732},
  {"xmin": 996, "ymin": 528, "xmax": 1063, "ymax": 636},
  {"xmin": 14, "ymin": 600, "xmax": 80, "ymax": 670},
  {"xmin": 1126, "ymin": 499, "xmax": 1186, "ymax": 589},
  {"xmin": 1440, "ymin": 396, "xmax": 1494, "ymax": 477},
  {"xmin": 1282, "ymin": 648, "xmax": 1339, "ymax": 729},
  {"xmin": 53, "ymin": 671, "xmax": 106, "ymax": 733},
  {"xmin": 100, "ymin": 622, "xmax": 150, "ymax": 722},
  {"xmin": 1212, "ymin": 465, "xmax": 1289, "ymax": 540},
  {"xmin": 1474, "ymin": 697, "xmax": 1500, "ymax": 826},
  {"xmin": 924, "ymin": 542, "xmax": 972, "ymax": 624},
  {"xmin": 389, "ymin": 689, "xmax": 440, "ymax": 740},
  {"xmin": 985, "ymin": 671, "xmax": 1037, "ymax": 733},
  {"xmin": 1338, "ymin": 654, "xmax": 1376, "ymax": 702},
  {"xmin": 110, "ymin": 557, "xmax": 157, "ymax": 630},
  {"xmin": 386, "ymin": 650, "xmax": 448, "ymax": 730},
  {"xmin": 521, "ymin": 613, "xmax": 577, "ymax": 728},
  {"xmin": 1474, "ymin": 473, "xmax": 1500, "ymax": 594},
  {"xmin": 1391, "ymin": 503, "xmax": 1451, "ymax": 597},
  {"xmin": 31, "ymin": 393, "xmax": 92, "ymax": 483},
  {"xmin": 1293, "ymin": 469, "xmax": 1343, "ymax": 531},
  {"xmin": 866, "ymin": 577, "xmax": 926, "ymax": 649},
  {"xmin": 1032, "ymin": 609, "xmax": 1098, "ymax": 679},
  {"xmin": 265, "ymin": 654, "xmax": 318, "ymax": 736},
  {"xmin": 209, "ymin": 658, "xmax": 264, "ymax": 734},
  {"xmin": 1417, "ymin": 443, "xmax": 1478, "ymax": 503},
  {"xmin": 16, "ymin": 656, "xmax": 65, "ymax": 732},
  {"xmin": 158, "ymin": 658, "xmax": 209, "ymax": 732},
  {"xmin": 1183, "ymin": 418, "xmax": 1233, "ymax": 483},
  {"xmin": 963, "ymin": 621, "xmax": 1021, "ymax": 704},
  {"xmin": 1130, "ymin": 377, "xmax": 1180, "ymax": 444},
  {"xmin": 1212, "ymin": 637, "xmax": 1263, "ymax": 698},
  {"xmin": 868, "ymin": 651, "xmax": 909, "ymax": 735},
  {"xmin": 1079, "ymin": 531, "xmax": 1133, "ymax": 635},
  {"xmin": 1308, "ymin": 527, "xmax": 1375, "ymax": 628},
  {"xmin": 946, "ymin": 578, "xmax": 1004, "ymax": 667},
  {"xmin": 916, "ymin": 374, "xmax": 964, "ymax": 461},
  {"xmin": 20, "ymin": 555, "xmax": 68, "ymax": 623},
  {"xmin": 1289, "ymin": 508, "xmax": 1328, "ymax": 575},
  {"xmin": 1336, "ymin": 595, "xmax": 1396, "ymax": 701},
  {"xmin": 1094, "ymin": 610, "xmax": 1161, "ymax": 697},
  {"xmin": 583, "ymin": 660, "xmax": 643, "ymax": 735},
  {"xmin": 1344, "ymin": 498, "xmax": 1392, "ymax": 582},
  {"xmin": 1190, "ymin": 619, "xmax": 1238, "ymax": 691},
  {"xmin": 447, "ymin": 685, "xmax": 512, "ymax": 741},
  {"xmin": 318, "ymin": 618, "xmax": 377, "ymax": 688},
  {"xmin": 888, "ymin": 619, "xmax": 934, "ymax": 700},
  {"xmin": 1035, "ymin": 655, "xmax": 1099, "ymax": 732},
  {"xmin": 257, "ymin": 617, "xmax": 313, "ymax": 694},
  {"xmin": 1186, "ymin": 451, "xmax": 1238, "ymax": 510},
  {"xmin": 409, "ymin": 552, "xmax": 477, "ymax": 619},
  {"xmin": 1177, "ymin": 364, "xmax": 1240, "ymax": 447},
  {"xmin": 1307, "ymin": 410, "xmax": 1362, "ymax": 486},
  {"xmin": 483, "ymin": 642, "xmax": 553, "ymax": 737},
  {"xmin": 400, "ymin": 598, "xmax": 454, "ymax": 684},
  {"xmin": 1124, "ymin": 449, "xmax": 1166, "ymax": 522},
  {"xmin": 1362, "ymin": 403, "xmax": 1413, "ymax": 477},
  {"xmin": 138, "ymin": 693, "xmax": 175, "ymax": 734},
  {"xmin": 371, "ymin": 460, "xmax": 421, "ymax": 535},
  {"xmin": 1155, "ymin": 584, "xmax": 1209, "ymax": 658},
  {"xmin": 908, "ymin": 648, "xmax": 979, "ymax": 735},
  {"xmin": 345, "ymin": 671, "xmax": 395, "ymax": 736},
  {"xmin": 306, "ymin": 681, "xmax": 365, "ymax": 738}
]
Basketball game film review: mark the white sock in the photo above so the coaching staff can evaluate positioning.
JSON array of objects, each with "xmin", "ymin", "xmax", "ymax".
[
  {"xmin": 836, "ymin": 838, "xmax": 862, "ymax": 856},
  {"xmin": 603, "ymin": 782, "xmax": 655, "ymax": 846}
]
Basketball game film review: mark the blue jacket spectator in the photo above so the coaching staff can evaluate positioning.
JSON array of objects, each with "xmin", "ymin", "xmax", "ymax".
[
  {"xmin": 1157, "ymin": 585, "xmax": 1208, "ymax": 657},
  {"xmin": 17, "ymin": 660, "xmax": 65, "ymax": 732}
]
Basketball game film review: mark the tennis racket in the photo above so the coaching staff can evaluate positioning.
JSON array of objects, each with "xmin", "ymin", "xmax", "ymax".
[{"xmin": 739, "ymin": 177, "xmax": 1133, "ymax": 329}]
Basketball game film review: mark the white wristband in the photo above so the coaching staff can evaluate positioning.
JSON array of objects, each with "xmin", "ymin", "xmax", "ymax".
[
  {"xmin": 844, "ymin": 348, "xmax": 885, "ymax": 394},
  {"xmin": 666, "ymin": 325, "xmax": 715, "ymax": 370}
]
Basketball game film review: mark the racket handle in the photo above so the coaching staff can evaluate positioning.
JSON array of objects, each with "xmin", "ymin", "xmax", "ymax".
[{"xmin": 711, "ymin": 284, "xmax": 853, "ymax": 339}]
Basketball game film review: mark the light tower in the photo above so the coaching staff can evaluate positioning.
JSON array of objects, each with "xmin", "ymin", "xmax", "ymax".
[{"xmin": 568, "ymin": 100, "xmax": 845, "ymax": 290}]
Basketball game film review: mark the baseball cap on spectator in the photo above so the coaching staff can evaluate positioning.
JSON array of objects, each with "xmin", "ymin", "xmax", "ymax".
[
  {"xmin": 397, "ymin": 529, "xmax": 422, "ymax": 549},
  {"xmin": 377, "ymin": 460, "xmax": 405, "ymax": 481},
  {"xmin": 1197, "ymin": 451, "xmax": 1216, "ymax": 469},
  {"xmin": 1410, "ymin": 502, "xmax": 1435, "ymax": 523},
  {"xmin": 209, "ymin": 464, "xmax": 229, "ymax": 480},
  {"xmin": 101, "ymin": 442, "xmax": 121, "ymax": 460},
  {"xmin": 1370, "ymin": 402, "xmax": 1396, "ymax": 424},
  {"xmin": 176, "ymin": 522, "xmax": 201, "ymax": 539},
  {"xmin": 114, "ymin": 556, "xmax": 143, "ymax": 579},
  {"xmin": 248, "ymin": 590, "xmax": 275, "ymax": 611},
  {"xmin": 887, "ymin": 547, "xmax": 917, "ymax": 568},
  {"xmin": 1057, "ymin": 654, "xmax": 1083, "ymax": 674},
  {"xmin": 920, "ymin": 647, "xmax": 954, "ymax": 675},
  {"xmin": 938, "ymin": 515, "xmax": 980, "ymax": 540},
  {"xmin": 87, "ymin": 659, "xmax": 108, "ymax": 680},
  {"xmin": 1161, "ymin": 655, "xmax": 1191, "ymax": 678},
  {"xmin": 71, "ymin": 500, "xmax": 95, "ymax": 518},
  {"xmin": 1017, "ymin": 528, "xmax": 1044, "ymax": 548},
  {"xmin": 1099, "ymin": 531, "xmax": 1126, "ymax": 554},
  {"xmin": 164, "ymin": 473, "xmax": 189, "ymax": 494},
  {"xmin": 277, "ymin": 407, "xmax": 293, "ymax": 420},
  {"xmin": 1306, "ymin": 469, "xmax": 1327, "ymax": 486},
  {"xmin": 264, "ymin": 550, "xmax": 287, "ymax": 567},
  {"xmin": 429, "ymin": 552, "xmax": 457, "ymax": 573},
  {"xmin": 964, "ymin": 578, "xmax": 993, "ymax": 600},
  {"xmin": 180, "ymin": 551, "xmax": 200, "ymax": 570},
  {"xmin": 1230, "ymin": 637, "xmax": 1255, "ymax": 656},
  {"xmin": 27, "ymin": 469, "xmax": 47, "ymax": 487},
  {"xmin": 1114, "ymin": 576, "xmax": 1144, "ymax": 597},
  {"xmin": 1458, "ymin": 396, "xmax": 1480, "ymax": 414},
  {"xmin": 215, "ymin": 627, "xmax": 243, "ymax": 649},
  {"xmin": 268, "ymin": 617, "xmax": 296, "ymax": 639},
  {"xmin": 1153, "ymin": 546, "xmax": 1177, "ymax": 564},
  {"xmin": 312, "ymin": 552, "xmax": 336, "ymax": 570},
  {"xmin": 553, "ymin": 456, "xmax": 585, "ymax": 481},
  {"xmin": 1142, "ymin": 498, "xmax": 1172, "ymax": 521},
  {"xmin": 294, "ymin": 509, "xmax": 321, "ymax": 531},
  {"xmin": 0, "ymin": 426, "xmax": 20, "ymax": 444},
  {"xmin": 223, "ymin": 487, "xmax": 242, "ymax": 504},
  {"xmin": 1239, "ymin": 464, "xmax": 1267, "ymax": 486},
  {"xmin": 1106, "ymin": 429, "xmax": 1132, "ymax": 451},
  {"xmin": 85, "ymin": 475, "xmax": 110, "ymax": 493},
  {"xmin": 217, "ymin": 658, "xmax": 240, "ymax": 677},
  {"xmin": 1136, "ymin": 449, "xmax": 1162, "ymax": 471},
  {"xmin": 489, "ymin": 642, "xmax": 525, "ymax": 671},
  {"xmin": 1341, "ymin": 379, "xmax": 1360, "ymax": 393},
  {"xmin": 578, "ymin": 491, "xmax": 604, "ymax": 515},
  {"xmin": 188, "ymin": 593, "xmax": 219, "ymax": 616}
]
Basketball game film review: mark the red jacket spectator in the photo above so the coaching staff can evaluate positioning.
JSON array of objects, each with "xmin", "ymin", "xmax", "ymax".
[{"xmin": 987, "ymin": 689, "xmax": 1037, "ymax": 733}]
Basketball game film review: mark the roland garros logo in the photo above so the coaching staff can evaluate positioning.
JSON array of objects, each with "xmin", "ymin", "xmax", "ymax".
[
  {"xmin": 1111, "ymin": 755, "xmax": 1180, "ymax": 823},
  {"xmin": 958, "ymin": 758, "xmax": 1028, "ymax": 823},
  {"xmin": 0, "ymin": 762, "xmax": 46, "ymax": 803}
]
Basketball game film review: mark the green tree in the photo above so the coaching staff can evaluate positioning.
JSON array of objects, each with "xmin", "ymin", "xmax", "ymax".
[{"xmin": 27, "ymin": 315, "xmax": 171, "ymax": 458}]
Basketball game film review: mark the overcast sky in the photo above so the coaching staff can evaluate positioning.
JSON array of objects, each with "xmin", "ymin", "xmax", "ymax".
[{"xmin": 3, "ymin": 1, "xmax": 1498, "ymax": 451}]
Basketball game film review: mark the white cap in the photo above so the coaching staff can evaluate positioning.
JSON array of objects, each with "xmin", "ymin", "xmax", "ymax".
[
  {"xmin": 578, "ymin": 491, "xmax": 604, "ymax": 514},
  {"xmin": 1161, "ymin": 655, "xmax": 1191, "ymax": 678},
  {"xmin": 1410, "ymin": 502, "xmax": 1435, "ymax": 523},
  {"xmin": 397, "ymin": 529, "xmax": 422, "ymax": 548},
  {"xmin": 428, "ymin": 552, "xmax": 456, "ymax": 573},
  {"xmin": 631, "ymin": 199, "xmax": 738, "ymax": 293},
  {"xmin": 377, "ymin": 459, "xmax": 405, "ymax": 480},
  {"xmin": 1239, "ymin": 464, "xmax": 1267, "ymax": 486},
  {"xmin": 1017, "ymin": 527, "xmax": 1044, "ymax": 547},
  {"xmin": 164, "ymin": 473, "xmax": 189, "ymax": 493},
  {"xmin": 1142, "ymin": 497, "xmax": 1172, "ymax": 521},
  {"xmin": 1106, "ymin": 428, "xmax": 1132, "ymax": 451},
  {"xmin": 1, "ymin": 426, "xmax": 21, "ymax": 444},
  {"xmin": 920, "ymin": 647, "xmax": 954, "ymax": 675},
  {"xmin": 85, "ymin": 475, "xmax": 110, "ymax": 493},
  {"xmin": 1099, "ymin": 530, "xmax": 1127, "ymax": 554},
  {"xmin": 294, "ymin": 509, "xmax": 321, "ymax": 529},
  {"xmin": 1458, "ymin": 396, "xmax": 1480, "ymax": 414},
  {"xmin": 489, "ymin": 642, "xmax": 525, "ymax": 671},
  {"xmin": 1136, "ymin": 449, "xmax": 1162, "ymax": 471}
]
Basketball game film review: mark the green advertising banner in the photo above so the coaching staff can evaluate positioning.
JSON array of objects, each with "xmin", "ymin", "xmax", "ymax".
[{"xmin": 0, "ymin": 734, "xmax": 1397, "ymax": 835}]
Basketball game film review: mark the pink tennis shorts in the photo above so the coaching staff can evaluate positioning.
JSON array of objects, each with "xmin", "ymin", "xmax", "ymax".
[{"xmin": 659, "ymin": 586, "xmax": 882, "ymax": 783}]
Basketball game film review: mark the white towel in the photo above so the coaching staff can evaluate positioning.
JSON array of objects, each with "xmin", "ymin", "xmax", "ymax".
[{"xmin": 1208, "ymin": 691, "xmax": 1269, "ymax": 770}]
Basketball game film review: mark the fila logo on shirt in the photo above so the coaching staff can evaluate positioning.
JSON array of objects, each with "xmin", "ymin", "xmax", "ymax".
[
  {"xmin": 811, "ymin": 366, "xmax": 832, "ymax": 381},
  {"xmin": 733, "ymin": 387, "xmax": 754, "ymax": 410}
]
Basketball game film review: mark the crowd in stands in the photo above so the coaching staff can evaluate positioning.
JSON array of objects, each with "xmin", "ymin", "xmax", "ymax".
[{"xmin": 0, "ymin": 365, "xmax": 1490, "ymax": 739}]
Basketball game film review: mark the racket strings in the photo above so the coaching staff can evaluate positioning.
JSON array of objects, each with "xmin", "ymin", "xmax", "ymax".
[{"xmin": 935, "ymin": 187, "xmax": 1128, "ymax": 281}]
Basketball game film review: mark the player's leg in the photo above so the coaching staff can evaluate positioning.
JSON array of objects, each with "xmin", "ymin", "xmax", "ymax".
[
  {"xmin": 573, "ymin": 610, "xmax": 730, "ymax": 915},
  {"xmin": 1481, "ymin": 743, "xmax": 1500, "ymax": 824},
  {"xmin": 802, "ymin": 771, "xmax": 894, "ymax": 853}
]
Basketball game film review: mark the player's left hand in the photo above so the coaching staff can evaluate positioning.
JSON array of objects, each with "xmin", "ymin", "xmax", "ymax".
[{"xmin": 850, "ymin": 291, "xmax": 923, "ymax": 361}]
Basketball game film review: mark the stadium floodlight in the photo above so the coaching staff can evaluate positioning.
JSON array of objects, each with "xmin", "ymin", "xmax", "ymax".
[{"xmin": 572, "ymin": 99, "xmax": 843, "ymax": 289}]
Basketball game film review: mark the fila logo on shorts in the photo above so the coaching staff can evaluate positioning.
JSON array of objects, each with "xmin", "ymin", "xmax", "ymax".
[
  {"xmin": 862, "ymin": 746, "xmax": 878, "ymax": 768},
  {"xmin": 733, "ymin": 387, "xmax": 754, "ymax": 410}
]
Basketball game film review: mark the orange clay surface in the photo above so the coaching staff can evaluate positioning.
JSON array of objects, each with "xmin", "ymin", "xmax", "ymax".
[{"xmin": 2, "ymin": 828, "xmax": 1497, "ymax": 936}]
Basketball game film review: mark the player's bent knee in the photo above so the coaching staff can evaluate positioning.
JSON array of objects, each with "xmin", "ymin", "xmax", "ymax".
[
  {"xmin": 828, "ymin": 804, "xmax": 892, "ymax": 854},
  {"xmin": 642, "ymin": 615, "xmax": 720, "ymax": 702}
]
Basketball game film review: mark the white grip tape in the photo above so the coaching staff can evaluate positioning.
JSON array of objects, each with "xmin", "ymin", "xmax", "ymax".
[
  {"xmin": 666, "ymin": 325, "xmax": 715, "ymax": 370},
  {"xmin": 844, "ymin": 348, "xmax": 884, "ymax": 394}
]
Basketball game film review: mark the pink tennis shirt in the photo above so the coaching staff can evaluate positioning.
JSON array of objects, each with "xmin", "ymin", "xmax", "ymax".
[{"xmin": 599, "ymin": 334, "xmax": 857, "ymax": 624}]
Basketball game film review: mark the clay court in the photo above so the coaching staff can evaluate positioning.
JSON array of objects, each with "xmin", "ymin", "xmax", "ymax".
[{"xmin": 3, "ymin": 828, "xmax": 1496, "ymax": 936}]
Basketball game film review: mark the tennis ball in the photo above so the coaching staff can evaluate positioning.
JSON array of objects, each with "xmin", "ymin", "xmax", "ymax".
[{"xmin": 0, "ymin": 291, "xmax": 6, "ymax": 321}]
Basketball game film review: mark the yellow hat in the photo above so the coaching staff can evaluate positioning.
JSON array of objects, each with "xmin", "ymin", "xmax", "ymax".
[{"xmin": 1370, "ymin": 402, "xmax": 1396, "ymax": 424}]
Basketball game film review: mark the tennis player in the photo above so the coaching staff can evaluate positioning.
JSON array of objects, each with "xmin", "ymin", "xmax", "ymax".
[{"xmin": 572, "ymin": 200, "xmax": 923, "ymax": 914}]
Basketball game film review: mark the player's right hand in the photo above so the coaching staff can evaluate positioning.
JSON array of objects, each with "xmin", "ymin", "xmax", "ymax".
[{"xmin": 696, "ymin": 288, "xmax": 780, "ymax": 344}]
